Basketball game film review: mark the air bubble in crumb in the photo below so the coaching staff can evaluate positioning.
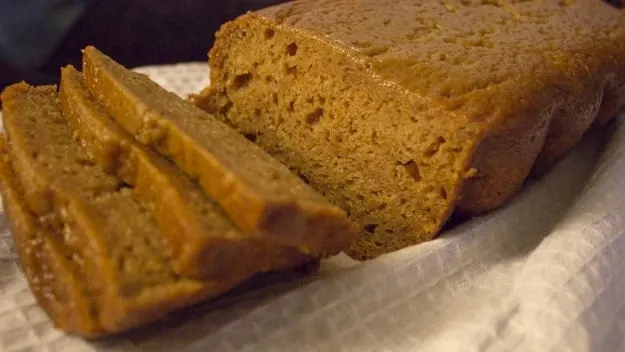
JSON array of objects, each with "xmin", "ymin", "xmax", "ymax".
[
  {"xmin": 287, "ymin": 43, "xmax": 298, "ymax": 56},
  {"xmin": 305, "ymin": 108, "xmax": 324, "ymax": 125},
  {"xmin": 232, "ymin": 73, "xmax": 252, "ymax": 89},
  {"xmin": 364, "ymin": 224, "xmax": 378, "ymax": 233},
  {"xmin": 403, "ymin": 160, "xmax": 421, "ymax": 182},
  {"xmin": 243, "ymin": 132, "xmax": 258, "ymax": 142}
]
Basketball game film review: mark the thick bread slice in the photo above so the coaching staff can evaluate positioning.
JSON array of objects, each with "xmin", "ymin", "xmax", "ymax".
[
  {"xmin": 59, "ymin": 65, "xmax": 309, "ymax": 280},
  {"xmin": 1, "ymin": 83, "xmax": 234, "ymax": 334},
  {"xmin": 196, "ymin": 0, "xmax": 625, "ymax": 259},
  {"xmin": 82, "ymin": 46, "xmax": 356, "ymax": 256},
  {"xmin": 0, "ymin": 138, "xmax": 103, "ymax": 337}
]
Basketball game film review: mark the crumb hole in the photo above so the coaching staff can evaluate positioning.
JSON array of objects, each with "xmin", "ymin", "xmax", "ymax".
[
  {"xmin": 254, "ymin": 109, "xmax": 261, "ymax": 117},
  {"xmin": 424, "ymin": 136, "xmax": 446, "ymax": 158},
  {"xmin": 440, "ymin": 187, "xmax": 448, "ymax": 200},
  {"xmin": 243, "ymin": 132, "xmax": 258, "ymax": 142},
  {"xmin": 305, "ymin": 108, "xmax": 324, "ymax": 125},
  {"xmin": 272, "ymin": 93, "xmax": 279, "ymax": 105},
  {"xmin": 264, "ymin": 28, "xmax": 275, "ymax": 39},
  {"xmin": 288, "ymin": 100, "xmax": 295, "ymax": 112},
  {"xmin": 297, "ymin": 172, "xmax": 310, "ymax": 184},
  {"xmin": 287, "ymin": 42, "xmax": 298, "ymax": 56},
  {"xmin": 364, "ymin": 224, "xmax": 378, "ymax": 233},
  {"xmin": 306, "ymin": 108, "xmax": 323, "ymax": 125},
  {"xmin": 233, "ymin": 73, "xmax": 252, "ymax": 89},
  {"xmin": 402, "ymin": 160, "xmax": 421, "ymax": 182}
]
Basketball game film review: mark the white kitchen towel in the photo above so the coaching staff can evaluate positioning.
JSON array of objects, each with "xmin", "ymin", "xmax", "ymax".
[{"xmin": 0, "ymin": 63, "xmax": 623, "ymax": 352}]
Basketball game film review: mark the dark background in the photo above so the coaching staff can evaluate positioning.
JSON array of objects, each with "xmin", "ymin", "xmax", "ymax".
[
  {"xmin": 0, "ymin": 0, "xmax": 621, "ymax": 92},
  {"xmin": 0, "ymin": 0, "xmax": 289, "ymax": 91}
]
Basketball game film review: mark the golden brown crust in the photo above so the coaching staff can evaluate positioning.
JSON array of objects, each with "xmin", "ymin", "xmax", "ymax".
[{"xmin": 456, "ymin": 106, "xmax": 552, "ymax": 214}]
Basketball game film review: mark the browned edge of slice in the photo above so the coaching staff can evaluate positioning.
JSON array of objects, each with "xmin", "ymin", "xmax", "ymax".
[
  {"xmin": 59, "ymin": 65, "xmax": 310, "ymax": 281},
  {"xmin": 0, "ymin": 82, "xmax": 234, "ymax": 333},
  {"xmin": 81, "ymin": 46, "xmax": 357, "ymax": 257},
  {"xmin": 0, "ymin": 136, "xmax": 104, "ymax": 337}
]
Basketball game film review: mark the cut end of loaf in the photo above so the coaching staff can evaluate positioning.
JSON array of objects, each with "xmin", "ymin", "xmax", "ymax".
[{"xmin": 196, "ymin": 14, "xmax": 480, "ymax": 259}]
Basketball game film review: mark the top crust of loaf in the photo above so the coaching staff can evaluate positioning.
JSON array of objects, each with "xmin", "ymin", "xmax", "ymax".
[{"xmin": 256, "ymin": 0, "xmax": 625, "ymax": 125}]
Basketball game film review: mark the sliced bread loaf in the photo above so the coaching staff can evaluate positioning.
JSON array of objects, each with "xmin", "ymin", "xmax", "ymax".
[
  {"xmin": 1, "ymin": 83, "xmax": 234, "ymax": 335},
  {"xmin": 59, "ymin": 65, "xmax": 309, "ymax": 280},
  {"xmin": 82, "ymin": 46, "xmax": 356, "ymax": 256}
]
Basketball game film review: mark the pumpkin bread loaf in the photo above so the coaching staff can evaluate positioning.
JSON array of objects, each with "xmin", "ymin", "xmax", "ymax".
[
  {"xmin": 82, "ymin": 46, "xmax": 356, "ymax": 257},
  {"xmin": 1, "ymin": 83, "xmax": 236, "ymax": 335},
  {"xmin": 194, "ymin": 0, "xmax": 625, "ymax": 259},
  {"xmin": 59, "ymin": 65, "xmax": 309, "ymax": 280}
]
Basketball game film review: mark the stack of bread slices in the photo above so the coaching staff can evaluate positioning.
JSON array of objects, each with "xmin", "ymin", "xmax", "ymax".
[{"xmin": 0, "ymin": 47, "xmax": 356, "ymax": 337}]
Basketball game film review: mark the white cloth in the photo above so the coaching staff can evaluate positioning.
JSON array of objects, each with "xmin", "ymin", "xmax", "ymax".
[{"xmin": 0, "ymin": 63, "xmax": 624, "ymax": 352}]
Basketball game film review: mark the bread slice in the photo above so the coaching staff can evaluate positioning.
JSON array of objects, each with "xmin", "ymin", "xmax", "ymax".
[
  {"xmin": 59, "ymin": 65, "xmax": 309, "ymax": 280},
  {"xmin": 194, "ymin": 0, "xmax": 625, "ymax": 259},
  {"xmin": 0, "ymin": 83, "xmax": 234, "ymax": 334},
  {"xmin": 81, "ymin": 46, "xmax": 356, "ymax": 256},
  {"xmin": 0, "ymin": 138, "xmax": 102, "ymax": 337}
]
